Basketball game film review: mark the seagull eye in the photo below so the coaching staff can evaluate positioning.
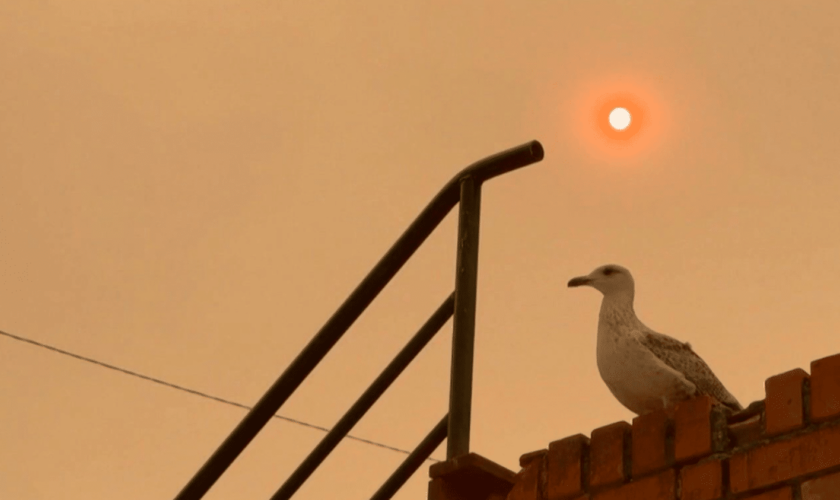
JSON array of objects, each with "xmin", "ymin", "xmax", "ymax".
[{"xmin": 603, "ymin": 268, "xmax": 616, "ymax": 276}]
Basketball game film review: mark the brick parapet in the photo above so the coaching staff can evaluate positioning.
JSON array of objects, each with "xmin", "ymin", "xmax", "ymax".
[{"xmin": 428, "ymin": 352, "xmax": 840, "ymax": 500}]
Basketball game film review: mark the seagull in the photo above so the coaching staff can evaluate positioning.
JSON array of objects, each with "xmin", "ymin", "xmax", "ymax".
[{"xmin": 568, "ymin": 264, "xmax": 742, "ymax": 416}]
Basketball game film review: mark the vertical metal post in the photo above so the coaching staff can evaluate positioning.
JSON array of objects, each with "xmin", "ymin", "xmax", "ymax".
[{"xmin": 447, "ymin": 176, "xmax": 482, "ymax": 459}]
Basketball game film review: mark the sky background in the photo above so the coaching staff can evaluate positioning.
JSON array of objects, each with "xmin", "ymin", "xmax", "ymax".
[{"xmin": 2, "ymin": 1, "xmax": 840, "ymax": 499}]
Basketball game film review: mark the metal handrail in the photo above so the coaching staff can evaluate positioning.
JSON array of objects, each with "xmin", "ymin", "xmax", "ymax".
[
  {"xmin": 173, "ymin": 140, "xmax": 544, "ymax": 500},
  {"xmin": 370, "ymin": 414, "xmax": 450, "ymax": 500},
  {"xmin": 270, "ymin": 294, "xmax": 455, "ymax": 499}
]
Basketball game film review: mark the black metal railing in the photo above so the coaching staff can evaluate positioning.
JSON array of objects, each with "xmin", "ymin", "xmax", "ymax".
[{"xmin": 174, "ymin": 140, "xmax": 545, "ymax": 500}]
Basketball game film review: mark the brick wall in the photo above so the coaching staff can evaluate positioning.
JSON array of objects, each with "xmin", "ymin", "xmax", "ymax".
[{"xmin": 429, "ymin": 352, "xmax": 840, "ymax": 500}]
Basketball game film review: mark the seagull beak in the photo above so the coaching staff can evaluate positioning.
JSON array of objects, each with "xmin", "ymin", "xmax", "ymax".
[{"xmin": 567, "ymin": 276, "xmax": 593, "ymax": 288}]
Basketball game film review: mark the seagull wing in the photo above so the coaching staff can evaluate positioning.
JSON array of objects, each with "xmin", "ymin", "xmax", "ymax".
[{"xmin": 639, "ymin": 330, "xmax": 743, "ymax": 412}]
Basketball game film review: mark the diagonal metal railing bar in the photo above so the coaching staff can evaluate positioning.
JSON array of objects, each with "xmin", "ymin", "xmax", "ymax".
[
  {"xmin": 270, "ymin": 293, "xmax": 455, "ymax": 500},
  {"xmin": 370, "ymin": 414, "xmax": 449, "ymax": 500},
  {"xmin": 174, "ymin": 140, "xmax": 544, "ymax": 500}
]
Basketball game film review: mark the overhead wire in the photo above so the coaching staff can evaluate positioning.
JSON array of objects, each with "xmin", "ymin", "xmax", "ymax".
[{"xmin": 0, "ymin": 328, "xmax": 441, "ymax": 463}]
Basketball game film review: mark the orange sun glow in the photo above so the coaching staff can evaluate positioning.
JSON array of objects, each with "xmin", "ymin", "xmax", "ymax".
[
  {"xmin": 568, "ymin": 75, "xmax": 670, "ymax": 162},
  {"xmin": 597, "ymin": 95, "xmax": 644, "ymax": 141}
]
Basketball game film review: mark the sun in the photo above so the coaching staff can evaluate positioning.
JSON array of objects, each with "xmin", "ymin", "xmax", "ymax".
[
  {"xmin": 609, "ymin": 107, "xmax": 631, "ymax": 130},
  {"xmin": 560, "ymin": 73, "xmax": 671, "ymax": 162},
  {"xmin": 595, "ymin": 94, "xmax": 645, "ymax": 142}
]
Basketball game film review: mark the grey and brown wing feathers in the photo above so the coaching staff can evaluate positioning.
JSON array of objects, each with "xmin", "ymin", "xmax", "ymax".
[{"xmin": 640, "ymin": 330, "xmax": 743, "ymax": 412}]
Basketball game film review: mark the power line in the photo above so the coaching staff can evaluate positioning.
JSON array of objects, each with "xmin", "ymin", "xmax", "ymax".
[{"xmin": 0, "ymin": 328, "xmax": 441, "ymax": 463}]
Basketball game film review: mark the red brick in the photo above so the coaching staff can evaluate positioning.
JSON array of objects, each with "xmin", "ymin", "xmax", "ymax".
[
  {"xmin": 428, "ymin": 453, "xmax": 517, "ymax": 500},
  {"xmin": 729, "ymin": 414, "xmax": 764, "ymax": 448},
  {"xmin": 545, "ymin": 434, "xmax": 589, "ymax": 500},
  {"xmin": 589, "ymin": 421, "xmax": 630, "ymax": 489},
  {"xmin": 811, "ymin": 353, "xmax": 840, "ymax": 422},
  {"xmin": 508, "ymin": 459, "xmax": 542, "ymax": 500},
  {"xmin": 675, "ymin": 396, "xmax": 714, "ymax": 462},
  {"xmin": 728, "ymin": 453, "xmax": 748, "ymax": 494},
  {"xmin": 745, "ymin": 487, "xmax": 793, "ymax": 500},
  {"xmin": 764, "ymin": 368, "xmax": 808, "ymax": 435},
  {"xmin": 428, "ymin": 478, "xmax": 446, "ymax": 500},
  {"xmin": 632, "ymin": 409, "xmax": 670, "ymax": 477},
  {"xmin": 520, "ymin": 449, "xmax": 548, "ymax": 468},
  {"xmin": 592, "ymin": 469, "xmax": 675, "ymax": 500},
  {"xmin": 728, "ymin": 424, "xmax": 840, "ymax": 493},
  {"xmin": 801, "ymin": 470, "xmax": 840, "ymax": 499},
  {"xmin": 680, "ymin": 460, "xmax": 723, "ymax": 500}
]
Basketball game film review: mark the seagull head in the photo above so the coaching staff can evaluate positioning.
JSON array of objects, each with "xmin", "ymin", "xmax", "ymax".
[{"xmin": 567, "ymin": 264, "xmax": 635, "ymax": 297}]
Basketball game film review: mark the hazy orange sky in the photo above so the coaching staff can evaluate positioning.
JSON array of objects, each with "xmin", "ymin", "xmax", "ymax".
[{"xmin": 2, "ymin": 2, "xmax": 840, "ymax": 499}]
